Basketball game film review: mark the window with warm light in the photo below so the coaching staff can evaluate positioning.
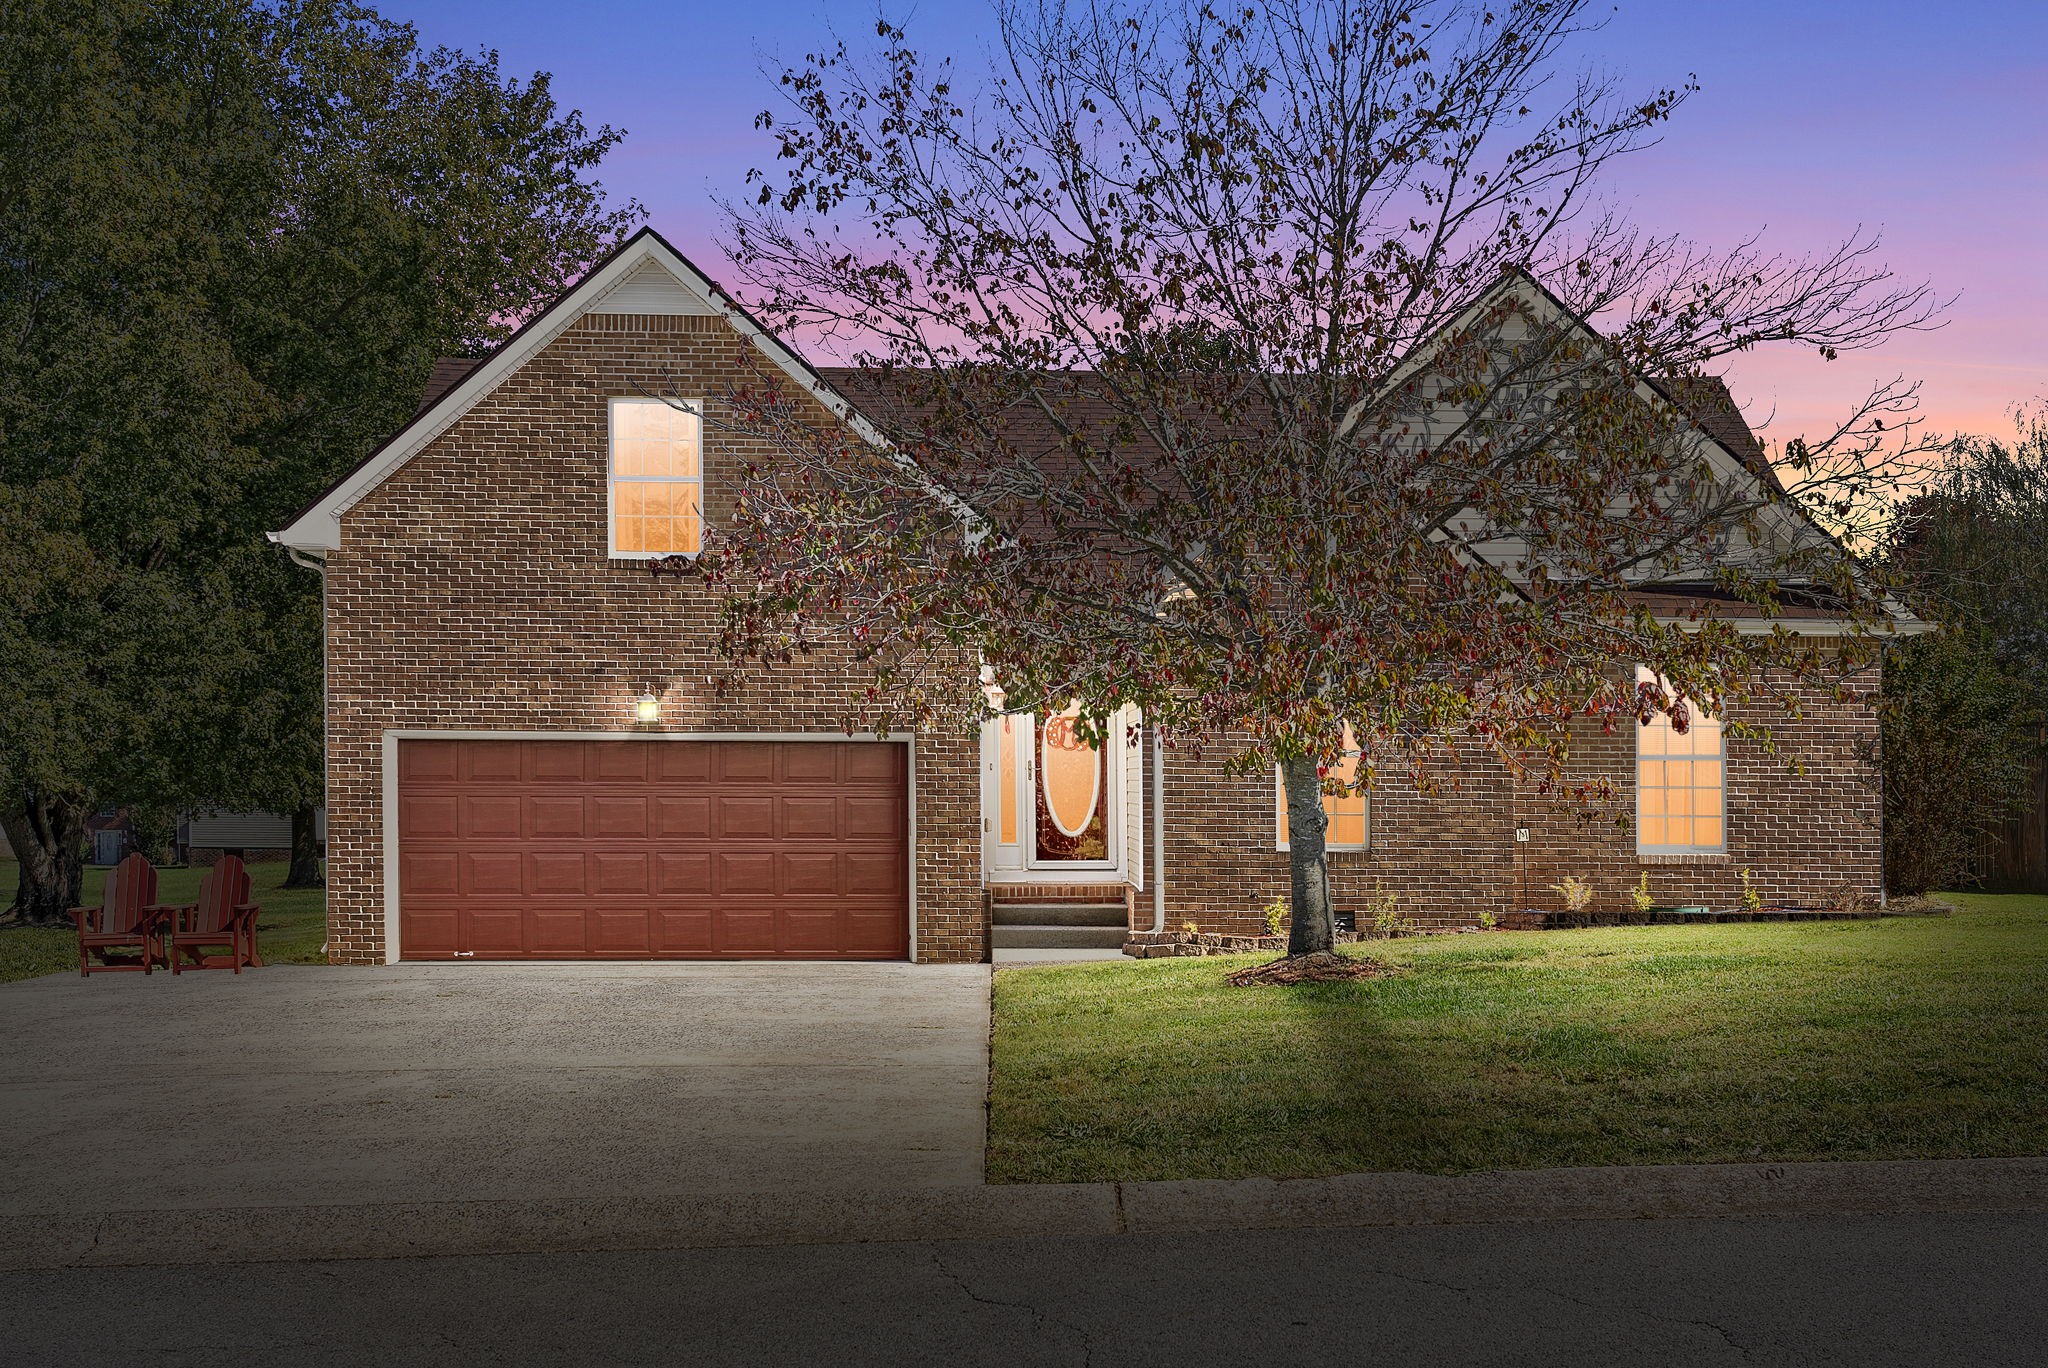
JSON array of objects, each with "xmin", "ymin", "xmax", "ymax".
[
  {"xmin": 1276, "ymin": 724, "xmax": 1368, "ymax": 851},
  {"xmin": 1636, "ymin": 666, "xmax": 1725, "ymax": 853},
  {"xmin": 610, "ymin": 397, "xmax": 702, "ymax": 557}
]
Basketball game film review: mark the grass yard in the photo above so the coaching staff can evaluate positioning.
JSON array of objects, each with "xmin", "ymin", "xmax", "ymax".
[
  {"xmin": 989, "ymin": 893, "xmax": 2048, "ymax": 1183},
  {"xmin": 0, "ymin": 859, "xmax": 328, "ymax": 984}
]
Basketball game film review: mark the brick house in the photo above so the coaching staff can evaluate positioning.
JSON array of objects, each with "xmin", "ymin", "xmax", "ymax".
[{"xmin": 273, "ymin": 228, "xmax": 1921, "ymax": 966}]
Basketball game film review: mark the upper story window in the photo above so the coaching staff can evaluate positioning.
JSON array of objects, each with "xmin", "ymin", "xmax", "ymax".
[
  {"xmin": 1276, "ymin": 723, "xmax": 1368, "ymax": 851},
  {"xmin": 609, "ymin": 397, "xmax": 702, "ymax": 558},
  {"xmin": 1636, "ymin": 666, "xmax": 1724, "ymax": 853}
]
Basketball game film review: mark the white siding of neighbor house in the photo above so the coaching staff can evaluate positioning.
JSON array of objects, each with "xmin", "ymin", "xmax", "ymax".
[
  {"xmin": 588, "ymin": 260, "xmax": 715, "ymax": 316},
  {"xmin": 186, "ymin": 810, "xmax": 326, "ymax": 847}
]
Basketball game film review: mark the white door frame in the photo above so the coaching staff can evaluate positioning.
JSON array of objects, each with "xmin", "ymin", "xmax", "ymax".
[{"xmin": 981, "ymin": 707, "xmax": 1134, "ymax": 884}]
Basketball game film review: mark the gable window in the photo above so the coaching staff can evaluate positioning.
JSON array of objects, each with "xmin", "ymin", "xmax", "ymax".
[
  {"xmin": 1276, "ymin": 724, "xmax": 1368, "ymax": 851},
  {"xmin": 609, "ymin": 397, "xmax": 702, "ymax": 557},
  {"xmin": 1636, "ymin": 666, "xmax": 1724, "ymax": 853}
]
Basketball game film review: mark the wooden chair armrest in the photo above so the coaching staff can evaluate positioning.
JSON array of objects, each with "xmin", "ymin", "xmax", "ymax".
[
  {"xmin": 232, "ymin": 902, "xmax": 262, "ymax": 919},
  {"xmin": 67, "ymin": 906, "xmax": 95, "ymax": 930},
  {"xmin": 150, "ymin": 902, "xmax": 197, "ymax": 932}
]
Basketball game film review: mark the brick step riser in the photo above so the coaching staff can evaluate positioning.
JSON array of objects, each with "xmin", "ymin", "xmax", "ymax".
[
  {"xmin": 991, "ymin": 904, "xmax": 1129, "ymax": 928},
  {"xmin": 990, "ymin": 925, "xmax": 1131, "ymax": 950}
]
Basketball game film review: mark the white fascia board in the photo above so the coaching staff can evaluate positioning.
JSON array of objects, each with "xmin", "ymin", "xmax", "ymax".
[{"xmin": 269, "ymin": 229, "xmax": 880, "ymax": 554}]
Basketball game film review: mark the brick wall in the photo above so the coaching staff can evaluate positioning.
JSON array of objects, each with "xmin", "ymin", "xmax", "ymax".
[
  {"xmin": 324, "ymin": 311, "xmax": 984, "ymax": 964},
  {"xmin": 1155, "ymin": 668, "xmax": 1883, "ymax": 935},
  {"xmin": 324, "ymin": 308, "xmax": 1885, "ymax": 958}
]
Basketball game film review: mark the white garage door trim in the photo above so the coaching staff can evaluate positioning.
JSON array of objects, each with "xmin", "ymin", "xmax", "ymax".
[{"xmin": 380, "ymin": 730, "xmax": 919, "ymax": 965}]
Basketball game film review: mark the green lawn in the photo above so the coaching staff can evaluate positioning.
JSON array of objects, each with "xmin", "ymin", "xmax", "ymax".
[
  {"xmin": 0, "ymin": 859, "xmax": 328, "ymax": 984},
  {"xmin": 989, "ymin": 893, "xmax": 2048, "ymax": 1183}
]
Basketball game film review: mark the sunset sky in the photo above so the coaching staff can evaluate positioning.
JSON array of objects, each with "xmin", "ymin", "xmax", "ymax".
[{"xmin": 401, "ymin": 0, "xmax": 2046, "ymax": 450}]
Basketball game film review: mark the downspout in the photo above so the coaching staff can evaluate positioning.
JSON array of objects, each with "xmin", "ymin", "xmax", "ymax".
[
  {"xmin": 1151, "ymin": 723, "xmax": 1166, "ymax": 933},
  {"xmin": 275, "ymin": 535, "xmax": 329, "ymax": 950}
]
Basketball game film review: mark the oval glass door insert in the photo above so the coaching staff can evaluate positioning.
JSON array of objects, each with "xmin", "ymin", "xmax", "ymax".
[{"xmin": 1040, "ymin": 711, "xmax": 1102, "ymax": 839}]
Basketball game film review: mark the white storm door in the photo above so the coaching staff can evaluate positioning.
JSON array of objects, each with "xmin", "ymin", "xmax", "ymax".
[{"xmin": 1029, "ymin": 707, "xmax": 1118, "ymax": 871}]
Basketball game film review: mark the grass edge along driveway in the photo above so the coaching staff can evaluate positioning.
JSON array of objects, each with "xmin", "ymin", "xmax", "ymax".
[
  {"xmin": 989, "ymin": 893, "xmax": 2048, "ymax": 1183},
  {"xmin": 0, "ymin": 859, "xmax": 328, "ymax": 984}
]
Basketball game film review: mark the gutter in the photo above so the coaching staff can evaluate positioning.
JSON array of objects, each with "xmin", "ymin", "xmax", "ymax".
[{"xmin": 1151, "ymin": 724, "xmax": 1166, "ymax": 933}]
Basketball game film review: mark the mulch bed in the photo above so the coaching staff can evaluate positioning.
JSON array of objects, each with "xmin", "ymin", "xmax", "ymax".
[{"xmin": 1225, "ymin": 950, "xmax": 1402, "ymax": 986}]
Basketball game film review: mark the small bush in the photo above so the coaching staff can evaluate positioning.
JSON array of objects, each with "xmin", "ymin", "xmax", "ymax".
[
  {"xmin": 1263, "ymin": 898, "xmax": 1287, "ymax": 939},
  {"xmin": 1551, "ymin": 875, "xmax": 1594, "ymax": 915},
  {"xmin": 1368, "ymin": 884, "xmax": 1417, "ymax": 938}
]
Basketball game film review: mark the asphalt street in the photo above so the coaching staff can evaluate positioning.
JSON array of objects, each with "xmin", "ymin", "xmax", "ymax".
[{"xmin": 8, "ymin": 1209, "xmax": 2043, "ymax": 1366}]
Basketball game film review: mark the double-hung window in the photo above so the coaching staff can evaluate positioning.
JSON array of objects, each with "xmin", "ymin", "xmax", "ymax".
[
  {"xmin": 609, "ymin": 397, "xmax": 702, "ymax": 557},
  {"xmin": 1635, "ymin": 666, "xmax": 1725, "ymax": 853},
  {"xmin": 1275, "ymin": 723, "xmax": 1368, "ymax": 851}
]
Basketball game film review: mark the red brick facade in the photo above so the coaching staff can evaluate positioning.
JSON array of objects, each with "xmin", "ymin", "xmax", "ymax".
[
  {"xmin": 322, "ymin": 310, "xmax": 984, "ymax": 964},
  {"xmin": 1154, "ymin": 671, "xmax": 1883, "ymax": 936},
  {"xmin": 315, "ymin": 260, "xmax": 1886, "ymax": 963}
]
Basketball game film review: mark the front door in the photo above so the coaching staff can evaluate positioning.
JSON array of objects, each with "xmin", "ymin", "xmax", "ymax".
[{"xmin": 983, "ymin": 706, "xmax": 1126, "ymax": 878}]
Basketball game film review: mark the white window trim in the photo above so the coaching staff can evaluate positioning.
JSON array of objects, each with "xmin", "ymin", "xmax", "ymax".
[
  {"xmin": 607, "ymin": 395, "xmax": 703, "ymax": 561},
  {"xmin": 1635, "ymin": 668, "xmax": 1727, "ymax": 856},
  {"xmin": 1274, "ymin": 767, "xmax": 1370, "ymax": 853}
]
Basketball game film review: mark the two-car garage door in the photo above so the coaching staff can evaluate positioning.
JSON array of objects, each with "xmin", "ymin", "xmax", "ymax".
[{"xmin": 396, "ymin": 738, "xmax": 909, "ymax": 960}]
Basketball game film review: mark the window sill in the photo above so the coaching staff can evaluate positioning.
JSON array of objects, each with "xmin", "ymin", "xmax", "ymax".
[{"xmin": 1637, "ymin": 851, "xmax": 1730, "ymax": 865}]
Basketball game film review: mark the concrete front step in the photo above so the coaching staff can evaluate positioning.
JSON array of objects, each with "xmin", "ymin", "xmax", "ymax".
[
  {"xmin": 991, "ymin": 903, "xmax": 1128, "ymax": 928},
  {"xmin": 991, "ymin": 947, "xmax": 1130, "ymax": 965},
  {"xmin": 990, "ymin": 923, "xmax": 1129, "ymax": 950}
]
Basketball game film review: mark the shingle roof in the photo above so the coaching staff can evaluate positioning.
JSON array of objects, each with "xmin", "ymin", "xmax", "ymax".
[{"xmin": 418, "ymin": 356, "xmax": 484, "ymax": 413}]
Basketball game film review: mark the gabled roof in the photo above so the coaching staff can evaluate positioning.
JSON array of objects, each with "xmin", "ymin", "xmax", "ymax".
[
  {"xmin": 269, "ymin": 227, "xmax": 867, "ymax": 554},
  {"xmin": 415, "ymin": 357, "xmax": 482, "ymax": 413},
  {"xmin": 273, "ymin": 232, "xmax": 1925, "ymax": 636}
]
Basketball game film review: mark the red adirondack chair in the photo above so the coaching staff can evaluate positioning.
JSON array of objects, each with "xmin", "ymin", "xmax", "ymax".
[
  {"xmin": 163, "ymin": 856, "xmax": 263, "ymax": 974},
  {"xmin": 70, "ymin": 853, "xmax": 167, "ymax": 976}
]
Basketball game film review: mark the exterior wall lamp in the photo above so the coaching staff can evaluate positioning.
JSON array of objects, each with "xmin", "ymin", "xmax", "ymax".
[{"xmin": 635, "ymin": 693, "xmax": 662, "ymax": 725}]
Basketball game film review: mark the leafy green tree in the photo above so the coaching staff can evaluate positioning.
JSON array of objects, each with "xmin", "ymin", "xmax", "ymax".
[
  {"xmin": 0, "ymin": 0, "xmax": 639, "ymax": 921},
  {"xmin": 1880, "ymin": 408, "xmax": 2048, "ymax": 894}
]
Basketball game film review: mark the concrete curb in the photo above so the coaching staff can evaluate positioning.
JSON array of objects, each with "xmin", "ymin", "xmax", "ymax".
[{"xmin": 4, "ymin": 1156, "xmax": 2044, "ymax": 1271}]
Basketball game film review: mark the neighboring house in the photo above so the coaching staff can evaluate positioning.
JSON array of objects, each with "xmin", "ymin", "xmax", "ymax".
[
  {"xmin": 180, "ymin": 809, "xmax": 327, "ymax": 866},
  {"xmin": 272, "ymin": 228, "xmax": 1921, "ymax": 966}
]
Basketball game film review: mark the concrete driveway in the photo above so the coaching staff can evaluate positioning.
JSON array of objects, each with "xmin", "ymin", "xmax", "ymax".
[{"xmin": 0, "ymin": 962, "xmax": 990, "ymax": 1216}]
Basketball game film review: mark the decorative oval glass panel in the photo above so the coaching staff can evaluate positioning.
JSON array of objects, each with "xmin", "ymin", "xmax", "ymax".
[{"xmin": 1040, "ymin": 711, "xmax": 1102, "ymax": 839}]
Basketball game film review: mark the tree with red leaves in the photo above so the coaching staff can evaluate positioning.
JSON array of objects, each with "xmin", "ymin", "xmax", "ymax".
[{"xmin": 683, "ymin": 0, "xmax": 1939, "ymax": 959}]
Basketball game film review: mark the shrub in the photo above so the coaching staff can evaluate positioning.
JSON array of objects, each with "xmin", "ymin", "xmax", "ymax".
[
  {"xmin": 1550, "ymin": 875, "xmax": 1594, "ymax": 915},
  {"xmin": 1263, "ymin": 898, "xmax": 1287, "ymax": 939},
  {"xmin": 1368, "ymin": 884, "xmax": 1415, "ymax": 938}
]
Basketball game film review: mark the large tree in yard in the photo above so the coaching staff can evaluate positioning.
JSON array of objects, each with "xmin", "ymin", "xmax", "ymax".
[
  {"xmin": 1878, "ymin": 409, "xmax": 2048, "ymax": 894},
  {"xmin": 693, "ymin": 0, "xmax": 1939, "ymax": 961},
  {"xmin": 0, "ymin": 0, "xmax": 639, "ymax": 920}
]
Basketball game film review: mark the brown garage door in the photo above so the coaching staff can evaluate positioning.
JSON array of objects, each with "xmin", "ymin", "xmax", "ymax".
[{"xmin": 396, "ymin": 738, "xmax": 909, "ymax": 960}]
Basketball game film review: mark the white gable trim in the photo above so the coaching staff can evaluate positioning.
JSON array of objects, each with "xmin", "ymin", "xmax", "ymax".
[
  {"xmin": 269, "ymin": 228, "xmax": 875, "ymax": 553},
  {"xmin": 1409, "ymin": 271, "xmax": 1925, "ymax": 633}
]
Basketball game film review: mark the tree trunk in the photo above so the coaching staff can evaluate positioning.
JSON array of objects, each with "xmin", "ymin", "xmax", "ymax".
[
  {"xmin": 1, "ymin": 789, "xmax": 88, "ymax": 927},
  {"xmin": 283, "ymin": 801, "xmax": 324, "ymax": 888},
  {"xmin": 1278, "ymin": 755, "xmax": 1335, "ymax": 957}
]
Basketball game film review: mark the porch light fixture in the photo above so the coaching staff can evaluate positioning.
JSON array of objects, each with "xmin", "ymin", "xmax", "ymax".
[{"xmin": 635, "ymin": 693, "xmax": 662, "ymax": 724}]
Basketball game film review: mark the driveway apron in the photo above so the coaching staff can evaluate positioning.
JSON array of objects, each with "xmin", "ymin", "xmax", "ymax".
[{"xmin": 0, "ymin": 963, "xmax": 991, "ymax": 1215}]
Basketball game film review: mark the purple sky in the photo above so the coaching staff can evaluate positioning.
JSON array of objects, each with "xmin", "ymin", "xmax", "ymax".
[{"xmin": 401, "ymin": 0, "xmax": 2046, "ymax": 449}]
